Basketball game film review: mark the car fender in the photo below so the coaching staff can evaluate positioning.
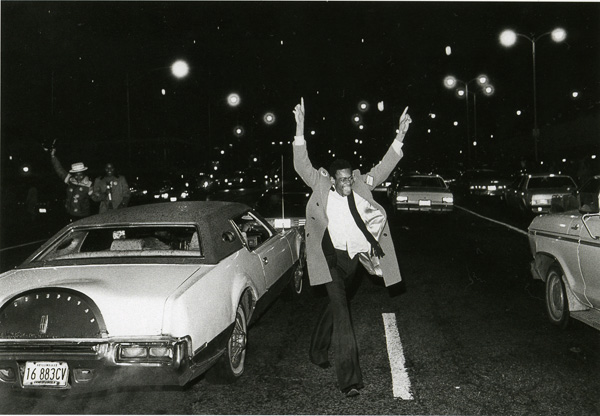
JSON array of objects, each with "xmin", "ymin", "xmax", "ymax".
[
  {"xmin": 533, "ymin": 253, "xmax": 590, "ymax": 312},
  {"xmin": 161, "ymin": 253, "xmax": 261, "ymax": 354}
]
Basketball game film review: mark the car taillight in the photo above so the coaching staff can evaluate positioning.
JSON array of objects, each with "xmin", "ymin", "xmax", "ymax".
[{"xmin": 396, "ymin": 195, "xmax": 408, "ymax": 203}]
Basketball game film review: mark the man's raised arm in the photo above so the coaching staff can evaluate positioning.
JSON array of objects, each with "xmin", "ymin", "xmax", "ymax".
[
  {"xmin": 292, "ymin": 98, "xmax": 321, "ymax": 188},
  {"xmin": 365, "ymin": 106, "xmax": 412, "ymax": 188}
]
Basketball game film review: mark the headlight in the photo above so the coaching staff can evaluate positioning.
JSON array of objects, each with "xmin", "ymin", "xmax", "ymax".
[
  {"xmin": 396, "ymin": 195, "xmax": 408, "ymax": 203},
  {"xmin": 442, "ymin": 196, "xmax": 454, "ymax": 203}
]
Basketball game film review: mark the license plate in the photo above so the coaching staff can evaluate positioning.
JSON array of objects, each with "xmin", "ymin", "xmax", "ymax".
[
  {"xmin": 488, "ymin": 185, "xmax": 497, "ymax": 191},
  {"xmin": 23, "ymin": 361, "xmax": 69, "ymax": 388},
  {"xmin": 419, "ymin": 200, "xmax": 432, "ymax": 206}
]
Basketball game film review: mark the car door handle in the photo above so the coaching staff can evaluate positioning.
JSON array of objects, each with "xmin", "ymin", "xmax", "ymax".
[
  {"xmin": 571, "ymin": 224, "xmax": 580, "ymax": 230},
  {"xmin": 262, "ymin": 257, "xmax": 269, "ymax": 265}
]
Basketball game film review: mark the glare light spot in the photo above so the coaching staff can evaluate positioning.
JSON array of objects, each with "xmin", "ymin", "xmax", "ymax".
[
  {"xmin": 445, "ymin": 46, "xmax": 452, "ymax": 55},
  {"xmin": 161, "ymin": 89, "xmax": 166, "ymax": 96},
  {"xmin": 454, "ymin": 121, "xmax": 459, "ymax": 126},
  {"xmin": 473, "ymin": 141, "xmax": 477, "ymax": 146},
  {"xmin": 592, "ymin": 155, "xmax": 597, "ymax": 159},
  {"xmin": 378, "ymin": 101, "xmax": 385, "ymax": 112},
  {"xmin": 516, "ymin": 110, "xmax": 522, "ymax": 116},
  {"xmin": 427, "ymin": 129, "xmax": 431, "ymax": 133},
  {"xmin": 311, "ymin": 130, "xmax": 316, "ymax": 135}
]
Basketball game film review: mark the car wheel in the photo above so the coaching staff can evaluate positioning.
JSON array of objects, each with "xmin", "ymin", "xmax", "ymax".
[
  {"xmin": 545, "ymin": 265, "xmax": 570, "ymax": 329},
  {"xmin": 206, "ymin": 302, "xmax": 248, "ymax": 384}
]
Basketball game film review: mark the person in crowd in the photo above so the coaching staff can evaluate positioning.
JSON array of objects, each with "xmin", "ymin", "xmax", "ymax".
[
  {"xmin": 292, "ymin": 97, "xmax": 412, "ymax": 398},
  {"xmin": 92, "ymin": 162, "xmax": 131, "ymax": 213},
  {"xmin": 50, "ymin": 148, "xmax": 93, "ymax": 221}
]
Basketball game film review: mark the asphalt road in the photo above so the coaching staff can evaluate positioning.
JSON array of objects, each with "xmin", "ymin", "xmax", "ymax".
[{"xmin": 1, "ymin": 193, "xmax": 599, "ymax": 415}]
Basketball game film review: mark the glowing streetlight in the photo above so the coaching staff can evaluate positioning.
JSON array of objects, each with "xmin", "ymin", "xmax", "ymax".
[
  {"xmin": 499, "ymin": 27, "xmax": 567, "ymax": 162},
  {"xmin": 263, "ymin": 112, "xmax": 276, "ymax": 125},
  {"xmin": 171, "ymin": 60, "xmax": 190, "ymax": 78},
  {"xmin": 227, "ymin": 93, "xmax": 241, "ymax": 107}
]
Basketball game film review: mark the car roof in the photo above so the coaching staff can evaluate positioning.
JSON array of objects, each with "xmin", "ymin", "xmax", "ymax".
[
  {"xmin": 73, "ymin": 201, "xmax": 249, "ymax": 226},
  {"xmin": 45, "ymin": 202, "xmax": 251, "ymax": 264}
]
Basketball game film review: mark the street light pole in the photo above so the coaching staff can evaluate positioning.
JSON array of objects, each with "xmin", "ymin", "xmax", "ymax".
[
  {"xmin": 125, "ymin": 60, "xmax": 189, "ymax": 166},
  {"xmin": 499, "ymin": 28, "xmax": 567, "ymax": 163},
  {"xmin": 444, "ymin": 75, "xmax": 492, "ymax": 167}
]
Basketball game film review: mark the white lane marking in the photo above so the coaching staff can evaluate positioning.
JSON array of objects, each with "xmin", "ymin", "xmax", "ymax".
[
  {"xmin": 455, "ymin": 205, "xmax": 529, "ymax": 236},
  {"xmin": 382, "ymin": 313, "xmax": 413, "ymax": 400}
]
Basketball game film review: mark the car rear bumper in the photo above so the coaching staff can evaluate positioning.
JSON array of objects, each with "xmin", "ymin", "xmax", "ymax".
[{"xmin": 0, "ymin": 336, "xmax": 196, "ymax": 391}]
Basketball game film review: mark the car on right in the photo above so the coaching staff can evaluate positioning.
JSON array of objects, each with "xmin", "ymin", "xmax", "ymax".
[
  {"xmin": 505, "ymin": 173, "xmax": 578, "ymax": 215},
  {"xmin": 528, "ymin": 174, "xmax": 600, "ymax": 330}
]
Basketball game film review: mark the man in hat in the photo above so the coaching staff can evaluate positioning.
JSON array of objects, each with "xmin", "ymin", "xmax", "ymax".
[
  {"xmin": 92, "ymin": 162, "xmax": 131, "ymax": 213},
  {"xmin": 50, "ymin": 148, "xmax": 94, "ymax": 221},
  {"xmin": 292, "ymin": 97, "xmax": 411, "ymax": 398}
]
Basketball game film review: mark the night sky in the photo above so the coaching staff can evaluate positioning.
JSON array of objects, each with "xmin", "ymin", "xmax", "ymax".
[{"xmin": 2, "ymin": 1, "xmax": 599, "ymax": 178}]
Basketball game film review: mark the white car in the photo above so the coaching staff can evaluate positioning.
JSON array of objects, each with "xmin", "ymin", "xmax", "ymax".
[
  {"xmin": 528, "ymin": 175, "xmax": 600, "ymax": 330},
  {"xmin": 390, "ymin": 174, "xmax": 454, "ymax": 212},
  {"xmin": 0, "ymin": 201, "xmax": 304, "ymax": 391}
]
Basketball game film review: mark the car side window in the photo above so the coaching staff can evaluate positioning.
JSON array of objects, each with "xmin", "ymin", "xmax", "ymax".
[{"xmin": 231, "ymin": 212, "xmax": 273, "ymax": 251}]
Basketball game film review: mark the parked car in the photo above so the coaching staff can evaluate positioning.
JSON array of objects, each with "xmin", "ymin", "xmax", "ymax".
[
  {"xmin": 505, "ymin": 173, "xmax": 578, "ymax": 215},
  {"xmin": 528, "ymin": 175, "xmax": 600, "ymax": 330},
  {"xmin": 0, "ymin": 201, "xmax": 304, "ymax": 391},
  {"xmin": 453, "ymin": 169, "xmax": 511, "ymax": 199},
  {"xmin": 390, "ymin": 174, "xmax": 454, "ymax": 212}
]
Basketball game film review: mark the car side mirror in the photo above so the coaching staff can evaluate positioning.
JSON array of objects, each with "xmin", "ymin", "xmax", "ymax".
[{"xmin": 222, "ymin": 231, "xmax": 236, "ymax": 243}]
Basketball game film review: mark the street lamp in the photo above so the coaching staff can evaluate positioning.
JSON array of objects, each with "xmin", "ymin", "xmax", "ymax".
[
  {"xmin": 126, "ymin": 60, "xmax": 190, "ymax": 162},
  {"xmin": 444, "ymin": 74, "xmax": 492, "ymax": 165},
  {"xmin": 499, "ymin": 27, "xmax": 567, "ymax": 162}
]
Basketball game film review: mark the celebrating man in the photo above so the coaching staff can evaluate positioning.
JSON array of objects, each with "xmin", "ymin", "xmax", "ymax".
[{"xmin": 292, "ymin": 97, "xmax": 411, "ymax": 398}]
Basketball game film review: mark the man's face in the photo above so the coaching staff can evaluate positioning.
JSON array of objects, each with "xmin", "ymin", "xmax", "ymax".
[
  {"xmin": 332, "ymin": 168, "xmax": 354, "ymax": 197},
  {"xmin": 73, "ymin": 172, "xmax": 85, "ymax": 182},
  {"xmin": 105, "ymin": 163, "xmax": 115, "ymax": 176}
]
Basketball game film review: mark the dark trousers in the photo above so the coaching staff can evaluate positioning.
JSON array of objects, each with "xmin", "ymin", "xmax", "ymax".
[{"xmin": 309, "ymin": 248, "xmax": 364, "ymax": 392}]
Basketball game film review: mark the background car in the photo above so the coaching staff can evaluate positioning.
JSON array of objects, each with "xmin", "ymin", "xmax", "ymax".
[
  {"xmin": 528, "ymin": 175, "xmax": 600, "ymax": 330},
  {"xmin": 0, "ymin": 201, "xmax": 304, "ymax": 391},
  {"xmin": 453, "ymin": 168, "xmax": 511, "ymax": 200},
  {"xmin": 390, "ymin": 173, "xmax": 454, "ymax": 213},
  {"xmin": 505, "ymin": 173, "xmax": 578, "ymax": 216}
]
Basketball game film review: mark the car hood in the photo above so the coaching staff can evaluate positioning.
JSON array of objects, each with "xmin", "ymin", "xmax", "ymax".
[
  {"xmin": 0, "ymin": 264, "xmax": 210, "ymax": 337},
  {"xmin": 528, "ymin": 210, "xmax": 580, "ymax": 235}
]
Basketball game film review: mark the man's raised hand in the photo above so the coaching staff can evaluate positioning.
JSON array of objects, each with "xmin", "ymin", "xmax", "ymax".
[
  {"xmin": 398, "ymin": 106, "xmax": 412, "ymax": 135},
  {"xmin": 293, "ymin": 97, "xmax": 305, "ymax": 137}
]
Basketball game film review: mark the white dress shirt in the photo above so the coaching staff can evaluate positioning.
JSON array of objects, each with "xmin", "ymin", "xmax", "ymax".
[{"xmin": 326, "ymin": 190, "xmax": 372, "ymax": 259}]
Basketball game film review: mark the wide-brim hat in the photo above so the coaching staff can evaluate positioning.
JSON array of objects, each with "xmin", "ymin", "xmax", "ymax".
[{"xmin": 69, "ymin": 162, "xmax": 88, "ymax": 173}]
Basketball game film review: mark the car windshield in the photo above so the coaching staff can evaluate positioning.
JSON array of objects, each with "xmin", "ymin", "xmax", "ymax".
[
  {"xmin": 255, "ymin": 191, "xmax": 310, "ymax": 217},
  {"xmin": 528, "ymin": 177, "xmax": 575, "ymax": 189},
  {"xmin": 398, "ymin": 177, "xmax": 446, "ymax": 188},
  {"xmin": 35, "ymin": 225, "xmax": 201, "ymax": 261}
]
